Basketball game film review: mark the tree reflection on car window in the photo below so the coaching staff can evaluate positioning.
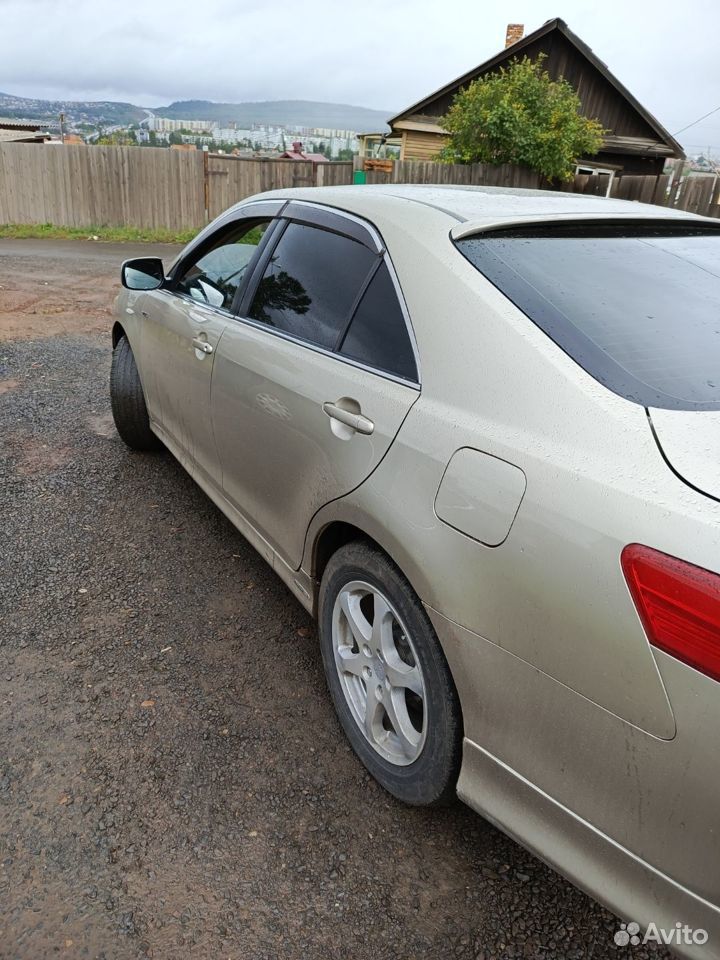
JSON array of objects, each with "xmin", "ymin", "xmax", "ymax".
[
  {"xmin": 249, "ymin": 267, "xmax": 311, "ymax": 324},
  {"xmin": 247, "ymin": 222, "xmax": 376, "ymax": 349}
]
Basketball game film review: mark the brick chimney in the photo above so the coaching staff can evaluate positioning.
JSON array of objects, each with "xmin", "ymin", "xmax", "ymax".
[{"xmin": 505, "ymin": 23, "xmax": 524, "ymax": 47}]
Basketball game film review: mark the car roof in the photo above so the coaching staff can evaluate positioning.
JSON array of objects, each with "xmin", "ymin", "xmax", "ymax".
[{"xmin": 246, "ymin": 183, "xmax": 711, "ymax": 234}]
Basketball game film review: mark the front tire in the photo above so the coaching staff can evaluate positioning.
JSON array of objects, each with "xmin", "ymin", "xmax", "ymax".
[
  {"xmin": 110, "ymin": 336, "xmax": 161, "ymax": 452},
  {"xmin": 319, "ymin": 541, "xmax": 462, "ymax": 806}
]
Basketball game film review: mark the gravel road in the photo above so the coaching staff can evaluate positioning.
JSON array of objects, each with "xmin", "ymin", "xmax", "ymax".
[{"xmin": 0, "ymin": 240, "xmax": 671, "ymax": 960}]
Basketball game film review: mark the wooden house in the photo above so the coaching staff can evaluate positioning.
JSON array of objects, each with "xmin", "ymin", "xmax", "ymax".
[{"xmin": 388, "ymin": 18, "xmax": 684, "ymax": 175}]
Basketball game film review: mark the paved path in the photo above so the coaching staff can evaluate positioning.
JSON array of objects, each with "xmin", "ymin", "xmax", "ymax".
[{"xmin": 0, "ymin": 238, "xmax": 182, "ymax": 263}]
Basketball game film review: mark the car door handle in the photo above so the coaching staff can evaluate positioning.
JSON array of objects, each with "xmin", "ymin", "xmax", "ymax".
[
  {"xmin": 192, "ymin": 337, "xmax": 213, "ymax": 355},
  {"xmin": 322, "ymin": 402, "xmax": 374, "ymax": 435}
]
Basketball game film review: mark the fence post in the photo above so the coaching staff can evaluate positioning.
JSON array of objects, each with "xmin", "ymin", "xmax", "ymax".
[
  {"xmin": 710, "ymin": 176, "xmax": 720, "ymax": 219},
  {"xmin": 652, "ymin": 175, "xmax": 669, "ymax": 207},
  {"xmin": 668, "ymin": 159, "xmax": 684, "ymax": 208}
]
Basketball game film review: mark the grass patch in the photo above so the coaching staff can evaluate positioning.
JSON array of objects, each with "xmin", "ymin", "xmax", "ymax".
[{"xmin": 0, "ymin": 223, "xmax": 199, "ymax": 244}]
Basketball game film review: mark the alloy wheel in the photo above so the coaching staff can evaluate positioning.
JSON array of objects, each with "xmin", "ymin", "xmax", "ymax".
[{"xmin": 331, "ymin": 580, "xmax": 427, "ymax": 765}]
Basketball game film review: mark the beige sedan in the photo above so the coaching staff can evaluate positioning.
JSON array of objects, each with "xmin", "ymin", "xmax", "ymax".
[{"xmin": 111, "ymin": 185, "xmax": 720, "ymax": 958}]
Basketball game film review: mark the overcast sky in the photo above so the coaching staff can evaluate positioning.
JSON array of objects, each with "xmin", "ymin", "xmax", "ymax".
[{"xmin": 2, "ymin": 0, "xmax": 719, "ymax": 152}]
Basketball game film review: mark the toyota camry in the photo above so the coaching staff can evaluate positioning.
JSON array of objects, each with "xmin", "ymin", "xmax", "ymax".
[{"xmin": 110, "ymin": 185, "xmax": 720, "ymax": 957}]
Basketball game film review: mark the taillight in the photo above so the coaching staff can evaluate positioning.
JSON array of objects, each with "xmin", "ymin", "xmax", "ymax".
[{"xmin": 621, "ymin": 544, "xmax": 720, "ymax": 682}]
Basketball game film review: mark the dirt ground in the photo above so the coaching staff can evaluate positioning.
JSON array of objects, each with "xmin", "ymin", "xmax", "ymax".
[
  {"xmin": 0, "ymin": 240, "xmax": 181, "ymax": 341},
  {"xmin": 0, "ymin": 240, "xmax": 671, "ymax": 960}
]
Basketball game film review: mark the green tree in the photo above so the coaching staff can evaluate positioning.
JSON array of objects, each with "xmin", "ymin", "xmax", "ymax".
[
  {"xmin": 95, "ymin": 129, "xmax": 138, "ymax": 146},
  {"xmin": 438, "ymin": 55, "xmax": 604, "ymax": 181}
]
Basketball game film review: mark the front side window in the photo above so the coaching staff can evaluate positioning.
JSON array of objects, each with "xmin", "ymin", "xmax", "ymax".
[
  {"xmin": 174, "ymin": 220, "xmax": 270, "ymax": 310},
  {"xmin": 247, "ymin": 222, "xmax": 377, "ymax": 349},
  {"xmin": 340, "ymin": 262, "xmax": 417, "ymax": 381},
  {"xmin": 456, "ymin": 224, "xmax": 720, "ymax": 410}
]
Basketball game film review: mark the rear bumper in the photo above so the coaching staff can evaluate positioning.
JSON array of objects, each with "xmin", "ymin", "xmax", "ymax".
[
  {"xmin": 427, "ymin": 607, "xmax": 720, "ymax": 957},
  {"xmin": 459, "ymin": 739, "xmax": 720, "ymax": 959}
]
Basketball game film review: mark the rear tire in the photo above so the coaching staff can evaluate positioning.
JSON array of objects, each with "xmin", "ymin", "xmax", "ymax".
[
  {"xmin": 319, "ymin": 541, "xmax": 462, "ymax": 806},
  {"xmin": 110, "ymin": 336, "xmax": 161, "ymax": 452}
]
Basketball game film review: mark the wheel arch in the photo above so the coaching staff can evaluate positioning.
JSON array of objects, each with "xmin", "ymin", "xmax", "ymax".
[
  {"xmin": 111, "ymin": 321, "xmax": 126, "ymax": 347},
  {"xmin": 309, "ymin": 515, "xmax": 431, "ymax": 620}
]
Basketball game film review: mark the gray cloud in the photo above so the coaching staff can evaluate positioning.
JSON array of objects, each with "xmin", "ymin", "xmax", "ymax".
[{"xmin": 1, "ymin": 0, "xmax": 719, "ymax": 150}]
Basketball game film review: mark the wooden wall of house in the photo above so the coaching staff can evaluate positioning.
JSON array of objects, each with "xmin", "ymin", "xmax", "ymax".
[
  {"xmin": 400, "ymin": 130, "xmax": 667, "ymax": 172},
  {"xmin": 594, "ymin": 154, "xmax": 666, "ymax": 176},
  {"xmin": 400, "ymin": 130, "xmax": 448, "ymax": 161}
]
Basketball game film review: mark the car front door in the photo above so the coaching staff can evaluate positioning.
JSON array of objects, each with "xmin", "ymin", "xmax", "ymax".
[
  {"xmin": 138, "ymin": 214, "xmax": 276, "ymax": 484},
  {"xmin": 210, "ymin": 204, "xmax": 421, "ymax": 568}
]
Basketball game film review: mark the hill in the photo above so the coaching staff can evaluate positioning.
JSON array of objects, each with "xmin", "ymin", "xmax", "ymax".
[
  {"xmin": 157, "ymin": 99, "xmax": 391, "ymax": 132},
  {"xmin": 0, "ymin": 92, "xmax": 145, "ymax": 126},
  {"xmin": 0, "ymin": 92, "xmax": 392, "ymax": 133}
]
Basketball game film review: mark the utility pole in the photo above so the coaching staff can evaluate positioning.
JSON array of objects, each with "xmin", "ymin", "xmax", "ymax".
[{"xmin": 59, "ymin": 112, "xmax": 65, "ymax": 144}]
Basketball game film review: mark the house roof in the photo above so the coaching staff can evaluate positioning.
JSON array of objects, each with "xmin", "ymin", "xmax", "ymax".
[
  {"xmin": 279, "ymin": 150, "xmax": 329, "ymax": 162},
  {"xmin": 0, "ymin": 117, "xmax": 46, "ymax": 131},
  {"xmin": 279, "ymin": 143, "xmax": 329, "ymax": 162},
  {"xmin": 0, "ymin": 118, "xmax": 51, "ymax": 143},
  {"xmin": 388, "ymin": 18, "xmax": 684, "ymax": 159},
  {"xmin": 0, "ymin": 130, "xmax": 49, "ymax": 143}
]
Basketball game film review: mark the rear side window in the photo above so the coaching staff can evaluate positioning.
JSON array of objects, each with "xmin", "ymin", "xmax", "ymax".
[
  {"xmin": 248, "ymin": 222, "xmax": 376, "ymax": 349},
  {"xmin": 456, "ymin": 224, "xmax": 720, "ymax": 410},
  {"xmin": 340, "ymin": 263, "xmax": 418, "ymax": 381}
]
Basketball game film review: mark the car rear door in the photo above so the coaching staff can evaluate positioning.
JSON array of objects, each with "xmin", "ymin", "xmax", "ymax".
[
  {"xmin": 138, "ymin": 210, "xmax": 278, "ymax": 485},
  {"xmin": 210, "ymin": 202, "xmax": 420, "ymax": 569}
]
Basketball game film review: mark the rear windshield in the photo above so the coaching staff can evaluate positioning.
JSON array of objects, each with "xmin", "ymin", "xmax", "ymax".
[{"xmin": 456, "ymin": 223, "xmax": 720, "ymax": 410}]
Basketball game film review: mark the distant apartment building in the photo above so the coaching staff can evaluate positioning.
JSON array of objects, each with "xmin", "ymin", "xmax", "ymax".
[
  {"xmin": 285, "ymin": 127, "xmax": 357, "ymax": 154},
  {"xmin": 325, "ymin": 135, "xmax": 358, "ymax": 155},
  {"xmin": 297, "ymin": 126, "xmax": 357, "ymax": 140},
  {"xmin": 145, "ymin": 117, "xmax": 359, "ymax": 155},
  {"xmin": 148, "ymin": 117, "xmax": 212, "ymax": 133},
  {"xmin": 180, "ymin": 134, "xmax": 214, "ymax": 146},
  {"xmin": 212, "ymin": 127, "xmax": 256, "ymax": 143}
]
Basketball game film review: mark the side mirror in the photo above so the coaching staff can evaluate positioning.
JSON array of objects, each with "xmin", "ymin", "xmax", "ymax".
[{"xmin": 121, "ymin": 257, "xmax": 165, "ymax": 290}]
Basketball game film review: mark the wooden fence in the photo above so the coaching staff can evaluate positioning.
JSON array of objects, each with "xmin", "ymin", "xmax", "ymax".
[
  {"xmin": 0, "ymin": 143, "xmax": 354, "ymax": 230},
  {"xmin": 359, "ymin": 158, "xmax": 720, "ymax": 218},
  {"xmin": 0, "ymin": 143, "xmax": 206, "ymax": 230},
  {"xmin": 362, "ymin": 159, "xmax": 543, "ymax": 189},
  {"xmin": 206, "ymin": 154, "xmax": 330, "ymax": 220},
  {"xmin": 1, "ymin": 143, "xmax": 718, "ymax": 229}
]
